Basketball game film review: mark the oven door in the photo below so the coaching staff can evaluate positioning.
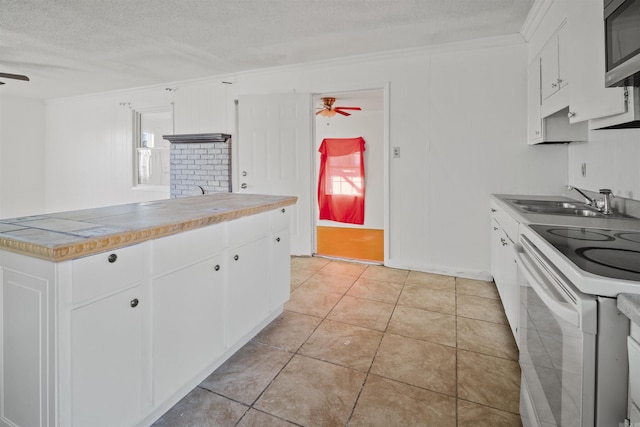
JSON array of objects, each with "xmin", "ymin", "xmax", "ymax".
[{"xmin": 515, "ymin": 236, "xmax": 597, "ymax": 427}]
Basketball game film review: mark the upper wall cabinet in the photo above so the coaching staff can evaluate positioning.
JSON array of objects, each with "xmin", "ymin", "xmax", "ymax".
[
  {"xmin": 172, "ymin": 82, "xmax": 229, "ymax": 134},
  {"xmin": 540, "ymin": 23, "xmax": 569, "ymax": 117},
  {"xmin": 526, "ymin": 0, "xmax": 640, "ymax": 137},
  {"xmin": 566, "ymin": 0, "xmax": 627, "ymax": 124}
]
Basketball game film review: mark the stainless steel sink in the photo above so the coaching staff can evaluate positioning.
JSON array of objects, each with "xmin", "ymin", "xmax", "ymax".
[
  {"xmin": 506, "ymin": 199, "xmax": 633, "ymax": 218},
  {"xmin": 508, "ymin": 199, "xmax": 582, "ymax": 209},
  {"xmin": 518, "ymin": 205, "xmax": 603, "ymax": 217}
]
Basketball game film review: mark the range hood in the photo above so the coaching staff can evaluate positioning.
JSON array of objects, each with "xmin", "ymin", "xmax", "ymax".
[{"xmin": 163, "ymin": 133, "xmax": 231, "ymax": 143}]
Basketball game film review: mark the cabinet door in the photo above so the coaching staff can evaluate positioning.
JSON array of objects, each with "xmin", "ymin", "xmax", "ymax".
[
  {"xmin": 1, "ymin": 270, "xmax": 51, "ymax": 427},
  {"xmin": 227, "ymin": 237, "xmax": 270, "ymax": 344},
  {"xmin": 270, "ymin": 229, "xmax": 291, "ymax": 311},
  {"xmin": 502, "ymin": 239, "xmax": 519, "ymax": 340},
  {"xmin": 567, "ymin": 0, "xmax": 626, "ymax": 123},
  {"xmin": 527, "ymin": 58, "xmax": 543, "ymax": 144},
  {"xmin": 71, "ymin": 285, "xmax": 143, "ymax": 427},
  {"xmin": 540, "ymin": 33, "xmax": 560, "ymax": 102},
  {"xmin": 556, "ymin": 24, "xmax": 569, "ymax": 91},
  {"xmin": 152, "ymin": 254, "xmax": 225, "ymax": 405}
]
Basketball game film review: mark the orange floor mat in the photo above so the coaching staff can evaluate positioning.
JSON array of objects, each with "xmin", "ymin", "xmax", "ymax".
[{"xmin": 316, "ymin": 226, "xmax": 383, "ymax": 262}]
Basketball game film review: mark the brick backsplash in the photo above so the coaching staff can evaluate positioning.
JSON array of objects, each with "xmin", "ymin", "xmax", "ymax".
[{"xmin": 170, "ymin": 141, "xmax": 231, "ymax": 198}]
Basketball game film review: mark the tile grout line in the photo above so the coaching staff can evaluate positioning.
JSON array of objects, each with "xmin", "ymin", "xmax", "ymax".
[{"xmin": 344, "ymin": 268, "xmax": 410, "ymax": 425}]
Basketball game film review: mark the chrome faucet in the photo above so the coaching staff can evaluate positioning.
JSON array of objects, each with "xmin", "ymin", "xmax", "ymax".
[
  {"xmin": 567, "ymin": 186, "xmax": 615, "ymax": 214},
  {"xmin": 599, "ymin": 188, "xmax": 614, "ymax": 214}
]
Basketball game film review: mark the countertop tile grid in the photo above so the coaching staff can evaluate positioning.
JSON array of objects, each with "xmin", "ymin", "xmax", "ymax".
[
  {"xmin": 153, "ymin": 258, "xmax": 522, "ymax": 427},
  {"xmin": 0, "ymin": 193, "xmax": 296, "ymax": 261}
]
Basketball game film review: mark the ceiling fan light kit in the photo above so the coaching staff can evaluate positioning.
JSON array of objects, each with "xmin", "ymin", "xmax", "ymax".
[{"xmin": 316, "ymin": 97, "xmax": 361, "ymax": 117}]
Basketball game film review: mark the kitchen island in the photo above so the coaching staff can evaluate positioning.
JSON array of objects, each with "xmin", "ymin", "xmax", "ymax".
[{"xmin": 0, "ymin": 193, "xmax": 296, "ymax": 427}]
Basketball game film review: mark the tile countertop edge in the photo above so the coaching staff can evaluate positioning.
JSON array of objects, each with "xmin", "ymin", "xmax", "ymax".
[
  {"xmin": 618, "ymin": 294, "xmax": 640, "ymax": 326},
  {"xmin": 0, "ymin": 196, "xmax": 297, "ymax": 262}
]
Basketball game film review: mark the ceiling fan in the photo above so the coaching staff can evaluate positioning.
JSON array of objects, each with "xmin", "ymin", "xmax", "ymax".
[
  {"xmin": 0, "ymin": 72, "xmax": 30, "ymax": 86},
  {"xmin": 316, "ymin": 97, "xmax": 361, "ymax": 117}
]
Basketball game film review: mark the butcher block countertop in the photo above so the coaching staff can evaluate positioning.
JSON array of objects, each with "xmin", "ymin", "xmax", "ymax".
[{"xmin": 0, "ymin": 193, "xmax": 297, "ymax": 262}]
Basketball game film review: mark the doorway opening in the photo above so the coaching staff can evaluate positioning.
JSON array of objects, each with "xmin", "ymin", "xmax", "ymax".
[{"xmin": 313, "ymin": 89, "xmax": 385, "ymax": 263}]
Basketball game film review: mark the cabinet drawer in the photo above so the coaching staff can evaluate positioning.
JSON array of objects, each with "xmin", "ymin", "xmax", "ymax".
[
  {"xmin": 271, "ymin": 206, "xmax": 292, "ymax": 231},
  {"xmin": 629, "ymin": 336, "xmax": 640, "ymax": 405},
  {"xmin": 491, "ymin": 202, "xmax": 519, "ymax": 243},
  {"xmin": 228, "ymin": 212, "xmax": 269, "ymax": 248},
  {"xmin": 152, "ymin": 223, "xmax": 225, "ymax": 276},
  {"xmin": 72, "ymin": 244, "xmax": 146, "ymax": 304}
]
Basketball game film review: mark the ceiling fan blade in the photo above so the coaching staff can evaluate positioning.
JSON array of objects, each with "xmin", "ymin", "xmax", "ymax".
[
  {"xmin": 334, "ymin": 107, "xmax": 361, "ymax": 110},
  {"xmin": 0, "ymin": 73, "xmax": 30, "ymax": 81},
  {"xmin": 336, "ymin": 110, "xmax": 351, "ymax": 116}
]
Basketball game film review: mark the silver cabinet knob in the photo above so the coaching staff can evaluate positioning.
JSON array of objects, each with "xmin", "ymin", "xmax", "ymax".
[
  {"xmin": 108, "ymin": 253, "xmax": 117, "ymax": 263},
  {"xmin": 214, "ymin": 264, "xmax": 220, "ymax": 271},
  {"xmin": 242, "ymin": 171, "xmax": 247, "ymax": 177},
  {"xmin": 276, "ymin": 237, "xmax": 281, "ymax": 242},
  {"xmin": 234, "ymin": 254, "xmax": 239, "ymax": 261},
  {"xmin": 130, "ymin": 298, "xmax": 139, "ymax": 308},
  {"xmin": 241, "ymin": 183, "xmax": 247, "ymax": 189}
]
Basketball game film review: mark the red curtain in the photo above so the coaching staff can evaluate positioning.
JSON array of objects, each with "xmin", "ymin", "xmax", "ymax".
[{"xmin": 317, "ymin": 137, "xmax": 366, "ymax": 225}]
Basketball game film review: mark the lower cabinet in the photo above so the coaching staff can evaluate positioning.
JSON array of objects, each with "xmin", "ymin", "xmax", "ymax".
[
  {"xmin": 152, "ymin": 253, "xmax": 225, "ymax": 405},
  {"xmin": 227, "ymin": 237, "xmax": 270, "ymax": 344},
  {"xmin": 71, "ymin": 285, "xmax": 144, "ymax": 427},
  {"xmin": 0, "ymin": 205, "xmax": 293, "ymax": 427},
  {"xmin": 271, "ymin": 228, "xmax": 291, "ymax": 311},
  {"xmin": 490, "ymin": 203, "xmax": 519, "ymax": 342}
]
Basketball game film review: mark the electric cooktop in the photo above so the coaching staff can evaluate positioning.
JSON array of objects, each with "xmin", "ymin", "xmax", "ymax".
[{"xmin": 530, "ymin": 224, "xmax": 640, "ymax": 282}]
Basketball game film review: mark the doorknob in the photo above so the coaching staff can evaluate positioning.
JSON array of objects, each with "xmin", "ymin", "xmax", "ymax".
[{"xmin": 241, "ymin": 183, "xmax": 247, "ymax": 189}]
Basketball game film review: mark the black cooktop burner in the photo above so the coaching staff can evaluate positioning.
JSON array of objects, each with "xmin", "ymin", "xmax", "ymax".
[
  {"xmin": 576, "ymin": 247, "xmax": 640, "ymax": 274},
  {"xmin": 530, "ymin": 224, "xmax": 640, "ymax": 281},
  {"xmin": 547, "ymin": 228, "xmax": 615, "ymax": 242},
  {"xmin": 615, "ymin": 232, "xmax": 640, "ymax": 244}
]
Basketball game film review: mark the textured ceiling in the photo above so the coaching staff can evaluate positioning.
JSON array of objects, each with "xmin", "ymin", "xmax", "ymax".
[{"xmin": 0, "ymin": 0, "xmax": 534, "ymax": 100}]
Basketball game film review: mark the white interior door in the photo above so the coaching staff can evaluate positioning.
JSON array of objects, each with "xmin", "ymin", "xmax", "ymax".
[{"xmin": 237, "ymin": 93, "xmax": 312, "ymax": 255}]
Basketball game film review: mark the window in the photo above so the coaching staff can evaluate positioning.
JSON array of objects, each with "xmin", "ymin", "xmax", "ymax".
[
  {"xmin": 133, "ymin": 107, "xmax": 172, "ymax": 189},
  {"xmin": 317, "ymin": 137, "xmax": 366, "ymax": 224}
]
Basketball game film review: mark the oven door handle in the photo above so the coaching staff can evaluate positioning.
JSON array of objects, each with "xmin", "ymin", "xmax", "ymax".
[{"xmin": 515, "ymin": 243, "xmax": 580, "ymax": 328}]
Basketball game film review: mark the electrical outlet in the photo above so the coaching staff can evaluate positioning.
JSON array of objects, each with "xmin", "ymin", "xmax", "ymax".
[
  {"xmin": 393, "ymin": 147, "xmax": 400, "ymax": 158},
  {"xmin": 581, "ymin": 162, "xmax": 587, "ymax": 177}
]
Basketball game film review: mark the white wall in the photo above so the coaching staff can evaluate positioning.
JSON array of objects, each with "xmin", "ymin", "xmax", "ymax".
[
  {"xmin": 44, "ymin": 88, "xmax": 172, "ymax": 213},
  {"xmin": 315, "ymin": 106, "xmax": 384, "ymax": 230},
  {"xmin": 567, "ymin": 129, "xmax": 640, "ymax": 199},
  {"xmin": 38, "ymin": 36, "xmax": 568, "ymax": 279},
  {"xmin": 0, "ymin": 95, "xmax": 46, "ymax": 218}
]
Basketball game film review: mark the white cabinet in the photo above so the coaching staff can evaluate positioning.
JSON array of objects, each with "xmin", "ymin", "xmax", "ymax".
[
  {"xmin": 270, "ymin": 207, "xmax": 292, "ymax": 311},
  {"xmin": 0, "ymin": 267, "xmax": 52, "ymax": 427},
  {"xmin": 527, "ymin": 0, "xmax": 640, "ymax": 131},
  {"xmin": 228, "ymin": 237, "xmax": 270, "ymax": 344},
  {"xmin": 629, "ymin": 334, "xmax": 640, "ymax": 425},
  {"xmin": 152, "ymin": 253, "xmax": 225, "ymax": 405},
  {"xmin": 71, "ymin": 285, "xmax": 144, "ymax": 427},
  {"xmin": 540, "ymin": 23, "xmax": 569, "ymax": 117},
  {"xmin": 527, "ymin": 59, "xmax": 544, "ymax": 144},
  {"xmin": 0, "ymin": 204, "xmax": 293, "ymax": 427},
  {"xmin": 566, "ymin": 0, "xmax": 627, "ymax": 124},
  {"xmin": 490, "ymin": 202, "xmax": 519, "ymax": 341}
]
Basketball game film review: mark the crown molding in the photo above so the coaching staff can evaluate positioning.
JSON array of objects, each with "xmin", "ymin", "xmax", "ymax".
[{"xmin": 520, "ymin": 0, "xmax": 555, "ymax": 41}]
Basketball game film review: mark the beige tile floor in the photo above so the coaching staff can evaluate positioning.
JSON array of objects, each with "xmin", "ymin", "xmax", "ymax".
[{"xmin": 153, "ymin": 257, "xmax": 522, "ymax": 427}]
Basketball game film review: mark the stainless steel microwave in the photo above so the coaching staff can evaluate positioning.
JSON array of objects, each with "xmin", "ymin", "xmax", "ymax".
[{"xmin": 605, "ymin": 0, "xmax": 640, "ymax": 87}]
